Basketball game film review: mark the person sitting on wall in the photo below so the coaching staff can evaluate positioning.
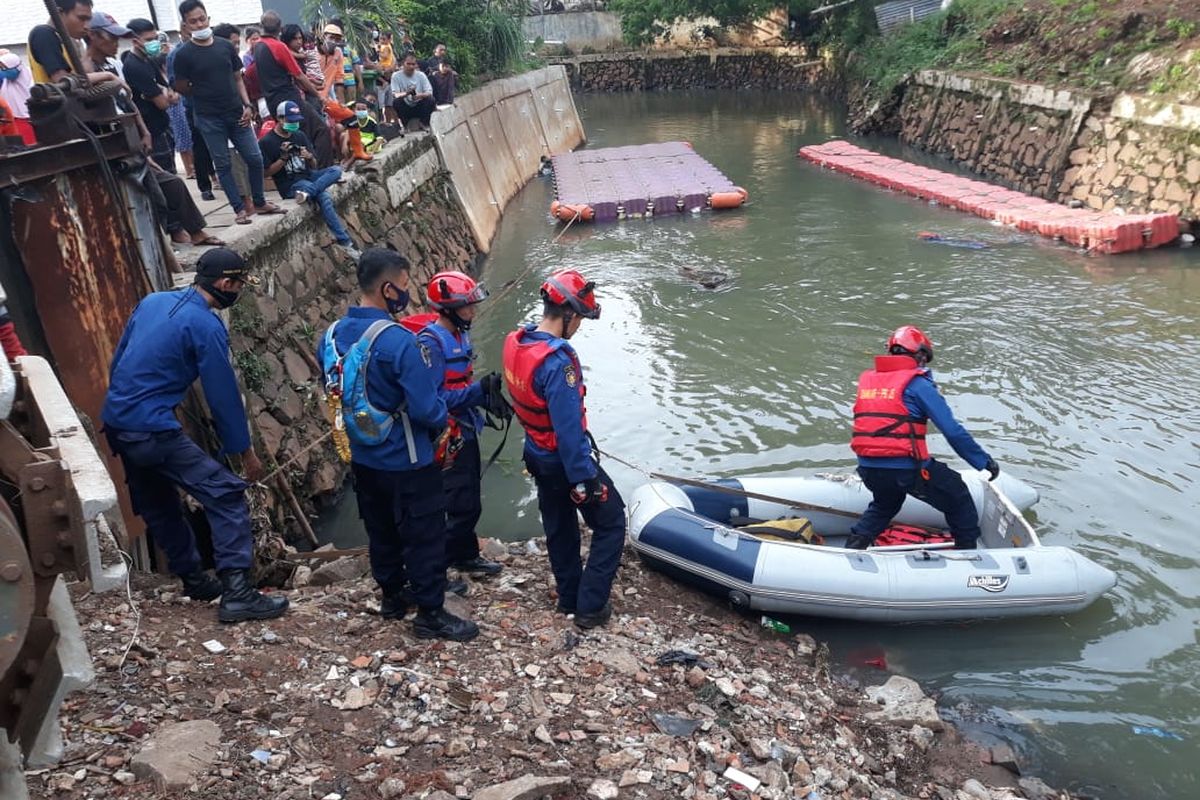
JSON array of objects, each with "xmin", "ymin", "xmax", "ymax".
[
  {"xmin": 260, "ymin": 100, "xmax": 361, "ymax": 260},
  {"xmin": 389, "ymin": 54, "xmax": 434, "ymax": 132},
  {"xmin": 429, "ymin": 59, "xmax": 457, "ymax": 107},
  {"xmin": 353, "ymin": 98, "xmax": 382, "ymax": 152}
]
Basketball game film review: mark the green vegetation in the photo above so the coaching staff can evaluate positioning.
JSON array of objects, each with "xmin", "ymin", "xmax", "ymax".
[
  {"xmin": 235, "ymin": 351, "xmax": 271, "ymax": 395},
  {"xmin": 608, "ymin": 0, "xmax": 778, "ymax": 46}
]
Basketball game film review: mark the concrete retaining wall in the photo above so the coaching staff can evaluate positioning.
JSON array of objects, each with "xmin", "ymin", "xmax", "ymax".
[
  {"xmin": 553, "ymin": 49, "xmax": 823, "ymax": 93},
  {"xmin": 431, "ymin": 66, "xmax": 585, "ymax": 251},
  {"xmin": 523, "ymin": 11, "xmax": 625, "ymax": 51},
  {"xmin": 892, "ymin": 70, "xmax": 1200, "ymax": 223}
]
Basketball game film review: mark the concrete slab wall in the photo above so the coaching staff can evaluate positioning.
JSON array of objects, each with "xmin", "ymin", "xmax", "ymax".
[
  {"xmin": 522, "ymin": 11, "xmax": 625, "ymax": 51},
  {"xmin": 431, "ymin": 66, "xmax": 585, "ymax": 251}
]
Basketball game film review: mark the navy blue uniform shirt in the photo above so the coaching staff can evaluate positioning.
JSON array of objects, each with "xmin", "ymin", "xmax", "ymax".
[
  {"xmin": 318, "ymin": 306, "xmax": 447, "ymax": 471},
  {"xmin": 102, "ymin": 288, "xmax": 250, "ymax": 455},
  {"xmin": 856, "ymin": 370, "xmax": 991, "ymax": 471},
  {"xmin": 519, "ymin": 328, "xmax": 596, "ymax": 484}
]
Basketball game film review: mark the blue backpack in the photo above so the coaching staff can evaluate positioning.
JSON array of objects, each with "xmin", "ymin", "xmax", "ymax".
[{"xmin": 322, "ymin": 319, "xmax": 418, "ymax": 462}]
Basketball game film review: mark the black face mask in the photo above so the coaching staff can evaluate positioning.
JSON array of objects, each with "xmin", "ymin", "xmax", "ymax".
[
  {"xmin": 446, "ymin": 309, "xmax": 472, "ymax": 331},
  {"xmin": 382, "ymin": 282, "xmax": 410, "ymax": 315},
  {"xmin": 204, "ymin": 282, "xmax": 241, "ymax": 309}
]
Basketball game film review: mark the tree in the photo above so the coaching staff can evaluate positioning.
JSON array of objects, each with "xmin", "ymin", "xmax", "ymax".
[
  {"xmin": 392, "ymin": 0, "xmax": 525, "ymax": 83},
  {"xmin": 301, "ymin": 0, "xmax": 398, "ymax": 53},
  {"xmin": 608, "ymin": 0, "xmax": 780, "ymax": 46}
]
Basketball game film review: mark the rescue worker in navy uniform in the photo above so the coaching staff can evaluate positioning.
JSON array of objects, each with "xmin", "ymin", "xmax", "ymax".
[
  {"xmin": 502, "ymin": 270, "xmax": 625, "ymax": 629},
  {"xmin": 416, "ymin": 272, "xmax": 506, "ymax": 577},
  {"xmin": 847, "ymin": 325, "xmax": 1000, "ymax": 550},
  {"xmin": 318, "ymin": 248, "xmax": 479, "ymax": 641},
  {"xmin": 101, "ymin": 248, "xmax": 288, "ymax": 623}
]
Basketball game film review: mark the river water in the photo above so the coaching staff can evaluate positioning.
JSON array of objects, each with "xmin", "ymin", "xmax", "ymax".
[{"xmin": 323, "ymin": 90, "xmax": 1200, "ymax": 798}]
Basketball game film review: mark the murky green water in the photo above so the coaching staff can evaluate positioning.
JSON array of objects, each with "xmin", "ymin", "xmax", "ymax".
[{"xmin": 324, "ymin": 90, "xmax": 1200, "ymax": 798}]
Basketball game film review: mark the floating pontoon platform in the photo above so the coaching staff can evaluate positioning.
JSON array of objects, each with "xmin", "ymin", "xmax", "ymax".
[
  {"xmin": 550, "ymin": 142, "xmax": 747, "ymax": 223},
  {"xmin": 798, "ymin": 141, "xmax": 1180, "ymax": 254}
]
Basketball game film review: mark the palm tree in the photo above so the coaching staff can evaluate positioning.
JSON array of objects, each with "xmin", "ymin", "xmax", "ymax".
[{"xmin": 300, "ymin": 0, "xmax": 398, "ymax": 54}]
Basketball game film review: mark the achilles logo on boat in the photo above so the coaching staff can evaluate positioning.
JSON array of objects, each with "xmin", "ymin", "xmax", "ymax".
[{"xmin": 967, "ymin": 574, "xmax": 1010, "ymax": 593}]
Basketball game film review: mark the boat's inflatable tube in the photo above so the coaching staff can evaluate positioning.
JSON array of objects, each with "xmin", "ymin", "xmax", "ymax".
[
  {"xmin": 709, "ymin": 186, "xmax": 749, "ymax": 209},
  {"xmin": 550, "ymin": 201, "xmax": 594, "ymax": 223},
  {"xmin": 628, "ymin": 471, "xmax": 1116, "ymax": 622}
]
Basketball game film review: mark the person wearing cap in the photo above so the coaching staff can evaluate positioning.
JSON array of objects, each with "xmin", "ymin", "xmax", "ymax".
[
  {"xmin": 254, "ymin": 11, "xmax": 333, "ymax": 168},
  {"xmin": 320, "ymin": 23, "xmax": 346, "ymax": 103},
  {"xmin": 81, "ymin": 9, "xmax": 133, "ymax": 77},
  {"xmin": 501, "ymin": 270, "xmax": 626, "ymax": 630},
  {"xmin": 173, "ymin": 0, "xmax": 284, "ymax": 225},
  {"xmin": 28, "ymin": 0, "xmax": 119, "ymax": 85},
  {"xmin": 260, "ymin": 100, "xmax": 360, "ymax": 259},
  {"xmin": 317, "ymin": 248, "xmax": 479, "ymax": 642},
  {"xmin": 102, "ymin": 248, "xmax": 289, "ymax": 624}
]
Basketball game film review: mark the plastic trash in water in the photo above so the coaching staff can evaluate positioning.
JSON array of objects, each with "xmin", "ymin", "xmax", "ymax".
[
  {"xmin": 1131, "ymin": 725, "xmax": 1185, "ymax": 741},
  {"xmin": 760, "ymin": 615, "xmax": 791, "ymax": 634}
]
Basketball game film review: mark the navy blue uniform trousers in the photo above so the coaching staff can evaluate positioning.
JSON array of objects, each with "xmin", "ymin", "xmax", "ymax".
[
  {"xmin": 523, "ymin": 458, "xmax": 626, "ymax": 615},
  {"xmin": 851, "ymin": 458, "xmax": 981, "ymax": 546},
  {"xmin": 351, "ymin": 461, "xmax": 448, "ymax": 610},
  {"xmin": 106, "ymin": 428, "xmax": 253, "ymax": 574},
  {"xmin": 443, "ymin": 436, "xmax": 483, "ymax": 563}
]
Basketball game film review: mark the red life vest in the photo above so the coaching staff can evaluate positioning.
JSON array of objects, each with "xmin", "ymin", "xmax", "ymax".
[
  {"xmin": 502, "ymin": 327, "xmax": 587, "ymax": 451},
  {"xmin": 850, "ymin": 355, "xmax": 930, "ymax": 460}
]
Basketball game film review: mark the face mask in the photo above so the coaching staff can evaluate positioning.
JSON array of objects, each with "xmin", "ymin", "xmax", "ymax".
[
  {"xmin": 204, "ymin": 283, "xmax": 240, "ymax": 308},
  {"xmin": 0, "ymin": 67, "xmax": 19, "ymax": 82},
  {"xmin": 281, "ymin": 121, "xmax": 300, "ymax": 133},
  {"xmin": 355, "ymin": 110, "xmax": 368, "ymax": 120},
  {"xmin": 192, "ymin": 26, "xmax": 213, "ymax": 41},
  {"xmin": 143, "ymin": 39, "xmax": 162, "ymax": 56},
  {"xmin": 382, "ymin": 283, "xmax": 409, "ymax": 315}
]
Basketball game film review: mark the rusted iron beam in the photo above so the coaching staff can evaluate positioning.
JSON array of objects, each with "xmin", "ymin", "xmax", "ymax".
[{"xmin": 0, "ymin": 128, "xmax": 139, "ymax": 185}]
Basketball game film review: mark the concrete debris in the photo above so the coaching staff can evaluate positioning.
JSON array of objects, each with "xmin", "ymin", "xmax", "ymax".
[
  {"xmin": 42, "ymin": 537, "xmax": 1060, "ymax": 800},
  {"xmin": 308, "ymin": 554, "xmax": 370, "ymax": 586},
  {"xmin": 130, "ymin": 720, "xmax": 221, "ymax": 790}
]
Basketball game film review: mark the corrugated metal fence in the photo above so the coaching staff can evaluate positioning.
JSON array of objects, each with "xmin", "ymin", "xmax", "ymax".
[{"xmin": 874, "ymin": 0, "xmax": 947, "ymax": 34}]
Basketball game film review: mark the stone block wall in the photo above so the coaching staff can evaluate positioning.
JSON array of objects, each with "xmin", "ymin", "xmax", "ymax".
[
  {"xmin": 554, "ymin": 49, "xmax": 824, "ymax": 93},
  {"xmin": 895, "ymin": 71, "xmax": 1091, "ymax": 198},
  {"xmin": 1059, "ymin": 97, "xmax": 1200, "ymax": 220},
  {"xmin": 222, "ymin": 135, "xmax": 479, "ymax": 532}
]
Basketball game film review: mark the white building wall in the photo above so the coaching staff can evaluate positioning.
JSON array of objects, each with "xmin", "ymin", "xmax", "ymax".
[{"xmin": 2, "ymin": 0, "xmax": 264, "ymax": 49}]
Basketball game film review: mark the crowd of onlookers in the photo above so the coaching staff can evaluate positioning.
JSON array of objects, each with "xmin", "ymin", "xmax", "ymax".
[{"xmin": 0, "ymin": 0, "xmax": 463, "ymax": 259}]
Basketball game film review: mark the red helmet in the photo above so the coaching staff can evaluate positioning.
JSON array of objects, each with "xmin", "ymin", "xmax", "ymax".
[
  {"xmin": 541, "ymin": 269, "xmax": 600, "ymax": 319},
  {"xmin": 887, "ymin": 325, "xmax": 934, "ymax": 363},
  {"xmin": 427, "ymin": 271, "xmax": 487, "ymax": 310}
]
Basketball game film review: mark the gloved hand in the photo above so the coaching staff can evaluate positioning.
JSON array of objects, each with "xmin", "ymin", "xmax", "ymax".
[
  {"xmin": 984, "ymin": 458, "xmax": 1000, "ymax": 482},
  {"xmin": 570, "ymin": 476, "xmax": 608, "ymax": 506},
  {"xmin": 479, "ymin": 371, "xmax": 513, "ymax": 421}
]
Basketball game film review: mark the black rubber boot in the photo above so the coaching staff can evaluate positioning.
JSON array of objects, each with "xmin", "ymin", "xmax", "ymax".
[
  {"xmin": 217, "ymin": 569, "xmax": 289, "ymax": 623},
  {"xmin": 380, "ymin": 589, "xmax": 415, "ymax": 620},
  {"xmin": 447, "ymin": 578, "xmax": 469, "ymax": 596},
  {"xmin": 412, "ymin": 607, "xmax": 479, "ymax": 641},
  {"xmin": 451, "ymin": 556, "xmax": 503, "ymax": 576},
  {"xmin": 180, "ymin": 570, "xmax": 222, "ymax": 601},
  {"xmin": 574, "ymin": 602, "xmax": 613, "ymax": 630},
  {"xmin": 844, "ymin": 534, "xmax": 873, "ymax": 550}
]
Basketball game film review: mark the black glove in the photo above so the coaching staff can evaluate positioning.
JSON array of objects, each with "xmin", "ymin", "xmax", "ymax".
[
  {"xmin": 570, "ymin": 476, "xmax": 608, "ymax": 506},
  {"xmin": 984, "ymin": 458, "xmax": 1000, "ymax": 482},
  {"xmin": 479, "ymin": 372, "xmax": 513, "ymax": 421}
]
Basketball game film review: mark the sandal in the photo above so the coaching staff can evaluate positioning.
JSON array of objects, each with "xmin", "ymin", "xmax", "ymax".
[
  {"xmin": 235, "ymin": 210, "xmax": 253, "ymax": 225},
  {"xmin": 254, "ymin": 202, "xmax": 286, "ymax": 215},
  {"xmin": 191, "ymin": 235, "xmax": 226, "ymax": 247}
]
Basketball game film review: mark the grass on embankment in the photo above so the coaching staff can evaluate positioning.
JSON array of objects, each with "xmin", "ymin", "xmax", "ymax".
[{"xmin": 824, "ymin": 0, "xmax": 1200, "ymax": 103}]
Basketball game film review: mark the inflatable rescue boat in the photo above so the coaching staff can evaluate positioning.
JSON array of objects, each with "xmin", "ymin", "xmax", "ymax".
[{"xmin": 627, "ymin": 471, "xmax": 1116, "ymax": 622}]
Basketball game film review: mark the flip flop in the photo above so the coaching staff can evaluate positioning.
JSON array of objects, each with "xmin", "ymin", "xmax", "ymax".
[
  {"xmin": 235, "ymin": 211, "xmax": 253, "ymax": 225},
  {"xmin": 254, "ymin": 203, "xmax": 286, "ymax": 215},
  {"xmin": 191, "ymin": 235, "xmax": 226, "ymax": 247}
]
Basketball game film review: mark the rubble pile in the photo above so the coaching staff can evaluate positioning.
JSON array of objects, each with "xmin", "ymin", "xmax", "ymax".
[{"xmin": 33, "ymin": 539, "xmax": 1067, "ymax": 800}]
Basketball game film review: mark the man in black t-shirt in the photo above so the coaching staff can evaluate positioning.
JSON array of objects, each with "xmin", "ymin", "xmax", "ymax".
[
  {"xmin": 261, "ymin": 101, "xmax": 358, "ymax": 258},
  {"xmin": 122, "ymin": 18, "xmax": 179, "ymax": 172},
  {"xmin": 253, "ymin": 10, "xmax": 333, "ymax": 168},
  {"xmin": 172, "ymin": 0, "xmax": 282, "ymax": 224},
  {"xmin": 27, "ymin": 0, "xmax": 119, "ymax": 84}
]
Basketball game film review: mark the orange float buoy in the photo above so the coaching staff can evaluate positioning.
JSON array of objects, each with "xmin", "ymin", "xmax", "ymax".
[
  {"xmin": 709, "ymin": 186, "xmax": 748, "ymax": 209},
  {"xmin": 550, "ymin": 201, "xmax": 594, "ymax": 222}
]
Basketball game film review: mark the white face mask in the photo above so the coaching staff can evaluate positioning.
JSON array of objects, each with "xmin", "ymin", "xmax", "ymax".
[{"xmin": 192, "ymin": 26, "xmax": 213, "ymax": 41}]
